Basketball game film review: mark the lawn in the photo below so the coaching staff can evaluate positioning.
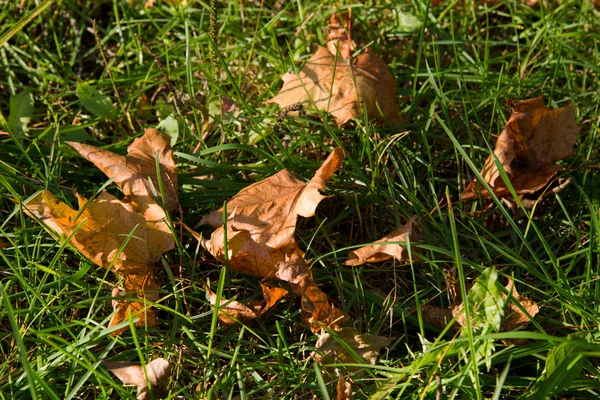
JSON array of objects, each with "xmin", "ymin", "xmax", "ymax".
[{"xmin": 2, "ymin": 0, "xmax": 600, "ymax": 399}]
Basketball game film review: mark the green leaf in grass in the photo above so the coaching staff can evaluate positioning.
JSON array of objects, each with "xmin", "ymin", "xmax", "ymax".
[
  {"xmin": 157, "ymin": 115, "xmax": 179, "ymax": 146},
  {"xmin": 77, "ymin": 81, "xmax": 114, "ymax": 119},
  {"xmin": 8, "ymin": 89, "xmax": 34, "ymax": 141}
]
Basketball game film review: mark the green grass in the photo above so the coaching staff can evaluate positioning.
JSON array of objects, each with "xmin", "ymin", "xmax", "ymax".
[{"xmin": 2, "ymin": 0, "xmax": 600, "ymax": 398}]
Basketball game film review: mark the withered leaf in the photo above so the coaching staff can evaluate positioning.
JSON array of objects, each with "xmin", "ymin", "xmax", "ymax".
[
  {"xmin": 267, "ymin": 13, "xmax": 400, "ymax": 127},
  {"xmin": 345, "ymin": 216, "xmax": 417, "ymax": 266},
  {"xmin": 198, "ymin": 148, "xmax": 347, "ymax": 331},
  {"xmin": 420, "ymin": 279, "xmax": 539, "ymax": 345},
  {"xmin": 275, "ymin": 252, "xmax": 348, "ymax": 332},
  {"xmin": 463, "ymin": 97, "xmax": 580, "ymax": 207},
  {"xmin": 206, "ymin": 283, "xmax": 288, "ymax": 325},
  {"xmin": 200, "ymin": 147, "xmax": 344, "ymax": 277},
  {"xmin": 337, "ymin": 374, "xmax": 353, "ymax": 400},
  {"xmin": 313, "ymin": 327, "xmax": 392, "ymax": 371},
  {"xmin": 69, "ymin": 128, "xmax": 179, "ymax": 212},
  {"xmin": 23, "ymin": 190, "xmax": 172, "ymax": 333},
  {"xmin": 102, "ymin": 358, "xmax": 171, "ymax": 400}
]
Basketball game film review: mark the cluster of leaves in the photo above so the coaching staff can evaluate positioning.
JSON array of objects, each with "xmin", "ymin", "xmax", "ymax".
[{"xmin": 2, "ymin": 0, "xmax": 600, "ymax": 399}]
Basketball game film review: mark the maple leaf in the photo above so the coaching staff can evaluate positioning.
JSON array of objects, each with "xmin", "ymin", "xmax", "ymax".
[
  {"xmin": 102, "ymin": 358, "xmax": 171, "ymax": 400},
  {"xmin": 68, "ymin": 128, "xmax": 179, "ymax": 213},
  {"xmin": 419, "ymin": 275, "xmax": 539, "ymax": 345},
  {"xmin": 198, "ymin": 148, "xmax": 347, "ymax": 331},
  {"xmin": 463, "ymin": 97, "xmax": 580, "ymax": 208},
  {"xmin": 345, "ymin": 216, "xmax": 417, "ymax": 266},
  {"xmin": 23, "ymin": 190, "xmax": 172, "ymax": 332},
  {"xmin": 267, "ymin": 13, "xmax": 401, "ymax": 127},
  {"xmin": 22, "ymin": 129, "xmax": 178, "ymax": 333}
]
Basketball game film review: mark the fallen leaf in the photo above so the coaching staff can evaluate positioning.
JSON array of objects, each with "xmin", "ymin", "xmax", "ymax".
[
  {"xmin": 22, "ymin": 130, "xmax": 177, "ymax": 333},
  {"xmin": 313, "ymin": 327, "xmax": 392, "ymax": 372},
  {"xmin": 198, "ymin": 148, "xmax": 347, "ymax": 331},
  {"xmin": 274, "ymin": 252, "xmax": 348, "ymax": 331},
  {"xmin": 0, "ymin": 237, "xmax": 9, "ymax": 249},
  {"xmin": 200, "ymin": 147, "xmax": 344, "ymax": 248},
  {"xmin": 501, "ymin": 279, "xmax": 540, "ymax": 337},
  {"xmin": 206, "ymin": 283, "xmax": 288, "ymax": 325},
  {"xmin": 23, "ymin": 190, "xmax": 172, "ymax": 332},
  {"xmin": 68, "ymin": 128, "xmax": 179, "ymax": 213},
  {"xmin": 463, "ymin": 97, "xmax": 580, "ymax": 208},
  {"xmin": 345, "ymin": 216, "xmax": 417, "ymax": 266},
  {"xmin": 419, "ymin": 276, "xmax": 539, "ymax": 345},
  {"xmin": 267, "ymin": 12, "xmax": 400, "ymax": 126},
  {"xmin": 326, "ymin": 11, "xmax": 354, "ymax": 62},
  {"xmin": 102, "ymin": 358, "xmax": 171, "ymax": 400},
  {"xmin": 200, "ymin": 147, "xmax": 344, "ymax": 276},
  {"xmin": 337, "ymin": 374, "xmax": 353, "ymax": 400}
]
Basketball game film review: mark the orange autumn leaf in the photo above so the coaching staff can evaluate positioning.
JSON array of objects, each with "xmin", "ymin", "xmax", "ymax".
[
  {"xmin": 462, "ymin": 97, "xmax": 580, "ymax": 207},
  {"xmin": 201, "ymin": 148, "xmax": 343, "ymax": 242},
  {"xmin": 198, "ymin": 148, "xmax": 347, "ymax": 331},
  {"xmin": 22, "ymin": 130, "xmax": 177, "ymax": 334},
  {"xmin": 337, "ymin": 374, "xmax": 353, "ymax": 400},
  {"xmin": 274, "ymin": 252, "xmax": 348, "ymax": 332},
  {"xmin": 102, "ymin": 358, "xmax": 172, "ymax": 400},
  {"xmin": 206, "ymin": 283, "xmax": 288, "ymax": 325},
  {"xmin": 420, "ymin": 279, "xmax": 539, "ymax": 345},
  {"xmin": 23, "ymin": 190, "xmax": 172, "ymax": 333},
  {"xmin": 267, "ymin": 13, "xmax": 401, "ymax": 127},
  {"xmin": 345, "ymin": 216, "xmax": 417, "ymax": 266},
  {"xmin": 69, "ymin": 128, "xmax": 179, "ymax": 212}
]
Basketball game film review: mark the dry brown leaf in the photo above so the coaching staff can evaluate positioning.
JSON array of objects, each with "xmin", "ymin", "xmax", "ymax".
[
  {"xmin": 267, "ymin": 13, "xmax": 400, "ymax": 127},
  {"xmin": 0, "ymin": 237, "xmax": 9, "ymax": 249},
  {"xmin": 463, "ymin": 97, "xmax": 580, "ymax": 207},
  {"xmin": 206, "ymin": 283, "xmax": 288, "ymax": 325},
  {"xmin": 23, "ymin": 190, "xmax": 172, "ymax": 332},
  {"xmin": 501, "ymin": 279, "xmax": 540, "ymax": 342},
  {"xmin": 198, "ymin": 149, "xmax": 347, "ymax": 331},
  {"xmin": 313, "ymin": 327, "xmax": 392, "ymax": 371},
  {"xmin": 420, "ymin": 279, "xmax": 539, "ymax": 345},
  {"xmin": 337, "ymin": 374, "xmax": 353, "ymax": 400},
  {"xmin": 327, "ymin": 11, "xmax": 354, "ymax": 62},
  {"xmin": 68, "ymin": 128, "xmax": 179, "ymax": 213},
  {"xmin": 345, "ymin": 216, "xmax": 417, "ymax": 266},
  {"xmin": 274, "ymin": 252, "xmax": 348, "ymax": 331},
  {"xmin": 102, "ymin": 358, "xmax": 171, "ymax": 400},
  {"xmin": 200, "ymin": 147, "xmax": 344, "ymax": 277}
]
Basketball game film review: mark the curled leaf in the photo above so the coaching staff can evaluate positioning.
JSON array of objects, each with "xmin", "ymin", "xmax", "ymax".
[
  {"xmin": 102, "ymin": 358, "xmax": 171, "ymax": 400},
  {"xmin": 22, "ymin": 130, "xmax": 177, "ymax": 333},
  {"xmin": 419, "ymin": 275, "xmax": 539, "ymax": 345},
  {"xmin": 463, "ymin": 97, "xmax": 580, "ymax": 208},
  {"xmin": 345, "ymin": 217, "xmax": 417, "ymax": 266}
]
